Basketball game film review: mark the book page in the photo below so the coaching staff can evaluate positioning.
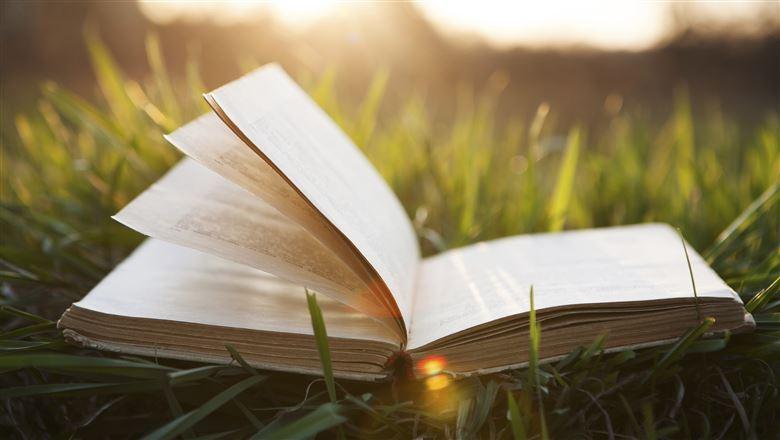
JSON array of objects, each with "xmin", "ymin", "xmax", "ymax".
[
  {"xmin": 206, "ymin": 64, "xmax": 420, "ymax": 326},
  {"xmin": 74, "ymin": 238, "xmax": 400, "ymax": 345},
  {"xmin": 114, "ymin": 159, "xmax": 394, "ymax": 327},
  {"xmin": 407, "ymin": 223, "xmax": 738, "ymax": 349},
  {"xmin": 165, "ymin": 113, "xmax": 370, "ymax": 293}
]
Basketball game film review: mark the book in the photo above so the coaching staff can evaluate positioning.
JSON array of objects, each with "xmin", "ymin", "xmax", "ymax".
[{"xmin": 58, "ymin": 64, "xmax": 753, "ymax": 381}]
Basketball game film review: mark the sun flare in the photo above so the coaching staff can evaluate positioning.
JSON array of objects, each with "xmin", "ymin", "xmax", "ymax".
[{"xmin": 139, "ymin": 0, "xmax": 337, "ymax": 26}]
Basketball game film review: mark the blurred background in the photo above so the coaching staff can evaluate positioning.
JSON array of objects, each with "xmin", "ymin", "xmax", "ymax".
[
  {"xmin": 2, "ymin": 4, "xmax": 779, "ymax": 438},
  {"xmin": 2, "ymin": 1, "xmax": 778, "ymax": 127}
]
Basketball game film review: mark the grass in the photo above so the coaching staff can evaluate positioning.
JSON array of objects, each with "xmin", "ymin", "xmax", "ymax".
[{"xmin": 1, "ymin": 31, "xmax": 779, "ymax": 438}]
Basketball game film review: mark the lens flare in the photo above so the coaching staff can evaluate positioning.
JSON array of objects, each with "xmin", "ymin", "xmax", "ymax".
[
  {"xmin": 419, "ymin": 355, "xmax": 446, "ymax": 376},
  {"xmin": 418, "ymin": 355, "xmax": 451, "ymax": 390},
  {"xmin": 426, "ymin": 374, "xmax": 451, "ymax": 391}
]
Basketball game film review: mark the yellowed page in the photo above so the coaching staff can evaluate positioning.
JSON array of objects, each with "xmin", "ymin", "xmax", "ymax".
[
  {"xmin": 74, "ymin": 238, "xmax": 399, "ymax": 345},
  {"xmin": 407, "ymin": 223, "xmax": 739, "ymax": 350},
  {"xmin": 164, "ymin": 113, "xmax": 382, "ymax": 320},
  {"xmin": 114, "ymin": 159, "xmax": 391, "ymax": 323},
  {"xmin": 164, "ymin": 113, "xmax": 361, "ymax": 268},
  {"xmin": 206, "ymin": 64, "xmax": 420, "ymax": 325}
]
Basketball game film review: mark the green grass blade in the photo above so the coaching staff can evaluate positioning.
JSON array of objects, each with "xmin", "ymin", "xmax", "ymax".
[
  {"xmin": 0, "ymin": 305, "xmax": 53, "ymax": 324},
  {"xmin": 84, "ymin": 26, "xmax": 139, "ymax": 131},
  {"xmin": 42, "ymin": 81, "xmax": 125, "ymax": 145},
  {"xmin": 0, "ymin": 340, "xmax": 63, "ymax": 351},
  {"xmin": 143, "ymin": 375, "xmax": 265, "ymax": 440},
  {"xmin": 649, "ymin": 317, "xmax": 716, "ymax": 382},
  {"xmin": 160, "ymin": 378, "xmax": 193, "ymax": 439},
  {"xmin": 225, "ymin": 344, "xmax": 261, "ymax": 376},
  {"xmin": 188, "ymin": 430, "xmax": 241, "ymax": 440},
  {"xmin": 167, "ymin": 365, "xmax": 227, "ymax": 385},
  {"xmin": 146, "ymin": 33, "xmax": 181, "ymax": 126},
  {"xmin": 527, "ymin": 285, "xmax": 550, "ymax": 440},
  {"xmin": 305, "ymin": 289, "xmax": 337, "ymax": 403},
  {"xmin": 456, "ymin": 397, "xmax": 473, "ymax": 439},
  {"xmin": 353, "ymin": 68, "xmax": 389, "ymax": 145},
  {"xmin": 528, "ymin": 285, "xmax": 540, "ymax": 387},
  {"xmin": 0, "ymin": 354, "xmax": 174, "ymax": 379},
  {"xmin": 0, "ymin": 322, "xmax": 56, "ymax": 339},
  {"xmin": 0, "ymin": 380, "xmax": 164, "ymax": 398},
  {"xmin": 678, "ymin": 227, "xmax": 702, "ymax": 322},
  {"xmin": 548, "ymin": 127, "xmax": 581, "ymax": 232},
  {"xmin": 705, "ymin": 182, "xmax": 778, "ymax": 262},
  {"xmin": 507, "ymin": 391, "xmax": 527, "ymax": 440},
  {"xmin": 469, "ymin": 380, "xmax": 499, "ymax": 437},
  {"xmin": 251, "ymin": 402, "xmax": 346, "ymax": 440},
  {"xmin": 745, "ymin": 276, "xmax": 780, "ymax": 313}
]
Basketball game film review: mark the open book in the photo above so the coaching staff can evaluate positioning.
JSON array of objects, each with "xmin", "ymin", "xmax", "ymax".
[{"xmin": 58, "ymin": 64, "xmax": 752, "ymax": 381}]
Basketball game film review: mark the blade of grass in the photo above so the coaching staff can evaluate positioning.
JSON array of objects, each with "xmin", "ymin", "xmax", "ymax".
[
  {"xmin": 677, "ymin": 227, "xmax": 702, "ymax": 322},
  {"xmin": 507, "ymin": 391, "xmax": 527, "ymax": 440},
  {"xmin": 160, "ymin": 378, "xmax": 194, "ymax": 439},
  {"xmin": 0, "ymin": 354, "xmax": 174, "ymax": 379},
  {"xmin": 528, "ymin": 285, "xmax": 540, "ymax": 388},
  {"xmin": 705, "ymin": 182, "xmax": 778, "ymax": 262},
  {"xmin": 0, "ymin": 380, "xmax": 167, "ymax": 398},
  {"xmin": 167, "ymin": 365, "xmax": 228, "ymax": 385},
  {"xmin": 745, "ymin": 276, "xmax": 780, "ymax": 313},
  {"xmin": 548, "ymin": 127, "xmax": 581, "ymax": 232},
  {"xmin": 648, "ymin": 317, "xmax": 716, "ymax": 383},
  {"xmin": 716, "ymin": 367, "xmax": 750, "ymax": 435},
  {"xmin": 0, "ymin": 305, "xmax": 53, "ymax": 324},
  {"xmin": 251, "ymin": 402, "xmax": 346, "ymax": 440},
  {"xmin": 305, "ymin": 289, "xmax": 337, "ymax": 403},
  {"xmin": 468, "ymin": 380, "xmax": 500, "ymax": 437},
  {"xmin": 225, "ymin": 344, "xmax": 261, "ymax": 376},
  {"xmin": 0, "ymin": 322, "xmax": 56, "ymax": 339},
  {"xmin": 143, "ymin": 375, "xmax": 265, "ymax": 440},
  {"xmin": 527, "ymin": 285, "xmax": 549, "ymax": 440}
]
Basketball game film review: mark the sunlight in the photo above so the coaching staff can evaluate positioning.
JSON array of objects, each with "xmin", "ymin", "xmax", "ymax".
[
  {"xmin": 138, "ymin": 1, "xmax": 769, "ymax": 49},
  {"xmin": 419, "ymin": 355, "xmax": 447, "ymax": 376},
  {"xmin": 138, "ymin": 0, "xmax": 337, "ymax": 25},
  {"xmin": 419, "ymin": 355, "xmax": 451, "ymax": 391},
  {"xmin": 265, "ymin": 0, "xmax": 337, "ymax": 24},
  {"xmin": 416, "ymin": 0, "xmax": 667, "ymax": 50},
  {"xmin": 426, "ymin": 374, "xmax": 451, "ymax": 391}
]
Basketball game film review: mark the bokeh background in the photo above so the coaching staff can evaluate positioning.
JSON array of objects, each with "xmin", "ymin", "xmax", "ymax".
[
  {"xmin": 2, "ymin": 3, "xmax": 780, "ymax": 438},
  {"xmin": 3, "ymin": 1, "xmax": 778, "ymax": 128}
]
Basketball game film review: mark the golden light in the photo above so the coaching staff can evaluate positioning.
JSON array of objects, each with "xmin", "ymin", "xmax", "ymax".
[
  {"xmin": 265, "ymin": 0, "xmax": 337, "ymax": 25},
  {"xmin": 418, "ymin": 355, "xmax": 452, "ymax": 390},
  {"xmin": 138, "ymin": 1, "xmax": 770, "ymax": 50},
  {"xmin": 419, "ymin": 355, "xmax": 446, "ymax": 376},
  {"xmin": 426, "ymin": 374, "xmax": 451, "ymax": 391},
  {"xmin": 138, "ymin": 0, "xmax": 337, "ymax": 26},
  {"xmin": 417, "ymin": 0, "xmax": 667, "ymax": 50}
]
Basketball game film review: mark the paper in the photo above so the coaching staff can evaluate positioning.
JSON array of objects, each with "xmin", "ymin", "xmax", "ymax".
[
  {"xmin": 407, "ymin": 224, "xmax": 738, "ymax": 349},
  {"xmin": 114, "ymin": 159, "xmax": 393, "ymax": 323},
  {"xmin": 75, "ymin": 238, "xmax": 400, "ymax": 345},
  {"xmin": 165, "ymin": 113, "xmax": 369, "ymax": 290},
  {"xmin": 206, "ymin": 64, "xmax": 420, "ymax": 325}
]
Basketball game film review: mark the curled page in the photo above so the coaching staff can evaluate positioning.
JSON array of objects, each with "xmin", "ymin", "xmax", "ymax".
[
  {"xmin": 205, "ymin": 64, "xmax": 420, "ymax": 328},
  {"xmin": 164, "ymin": 113, "xmax": 398, "ymax": 328},
  {"xmin": 114, "ymin": 159, "xmax": 397, "ymax": 333},
  {"xmin": 165, "ymin": 114, "xmax": 361, "ymax": 274}
]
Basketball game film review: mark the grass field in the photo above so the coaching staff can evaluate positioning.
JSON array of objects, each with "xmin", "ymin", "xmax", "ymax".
[{"xmin": 1, "ymin": 33, "xmax": 779, "ymax": 439}]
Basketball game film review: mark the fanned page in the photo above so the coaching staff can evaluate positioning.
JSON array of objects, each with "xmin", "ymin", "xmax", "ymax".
[
  {"xmin": 164, "ymin": 113, "xmax": 371, "ymax": 303},
  {"xmin": 113, "ymin": 159, "xmax": 395, "ymax": 331},
  {"xmin": 205, "ymin": 64, "xmax": 420, "ymax": 326},
  {"xmin": 408, "ymin": 224, "xmax": 741, "ymax": 350}
]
